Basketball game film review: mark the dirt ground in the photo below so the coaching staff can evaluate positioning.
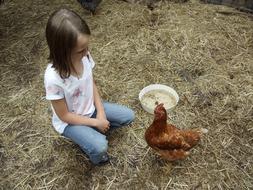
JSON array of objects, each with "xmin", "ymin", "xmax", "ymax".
[{"xmin": 0, "ymin": 0, "xmax": 252, "ymax": 189}]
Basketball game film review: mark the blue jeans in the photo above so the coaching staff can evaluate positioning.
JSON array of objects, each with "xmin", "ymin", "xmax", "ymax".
[{"xmin": 62, "ymin": 102, "xmax": 135, "ymax": 164}]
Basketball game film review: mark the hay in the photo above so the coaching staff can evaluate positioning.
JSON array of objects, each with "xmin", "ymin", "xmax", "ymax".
[{"xmin": 0, "ymin": 0, "xmax": 253, "ymax": 189}]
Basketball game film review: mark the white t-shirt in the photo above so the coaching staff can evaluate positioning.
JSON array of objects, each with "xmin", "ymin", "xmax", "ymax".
[{"xmin": 44, "ymin": 53, "xmax": 96, "ymax": 134}]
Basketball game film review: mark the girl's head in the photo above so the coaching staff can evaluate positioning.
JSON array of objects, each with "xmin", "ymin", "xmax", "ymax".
[{"xmin": 46, "ymin": 8, "xmax": 91, "ymax": 78}]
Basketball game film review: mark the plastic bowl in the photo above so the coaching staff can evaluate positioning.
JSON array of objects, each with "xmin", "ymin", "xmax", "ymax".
[{"xmin": 139, "ymin": 84, "xmax": 179, "ymax": 114}]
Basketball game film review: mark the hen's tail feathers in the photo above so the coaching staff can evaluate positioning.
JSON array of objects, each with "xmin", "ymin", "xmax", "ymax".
[
  {"xmin": 200, "ymin": 128, "xmax": 209, "ymax": 134},
  {"xmin": 194, "ymin": 128, "xmax": 208, "ymax": 135}
]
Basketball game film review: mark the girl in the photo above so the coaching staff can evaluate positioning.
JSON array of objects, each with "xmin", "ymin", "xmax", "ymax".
[{"xmin": 44, "ymin": 8, "xmax": 135, "ymax": 165}]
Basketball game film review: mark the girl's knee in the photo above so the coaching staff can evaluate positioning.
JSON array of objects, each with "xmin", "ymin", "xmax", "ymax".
[
  {"xmin": 124, "ymin": 108, "xmax": 135, "ymax": 125},
  {"xmin": 92, "ymin": 139, "xmax": 108, "ymax": 155},
  {"xmin": 89, "ymin": 139, "xmax": 108, "ymax": 164}
]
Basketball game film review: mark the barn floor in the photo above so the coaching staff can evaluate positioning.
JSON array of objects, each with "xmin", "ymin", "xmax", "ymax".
[{"xmin": 0, "ymin": 0, "xmax": 253, "ymax": 189}]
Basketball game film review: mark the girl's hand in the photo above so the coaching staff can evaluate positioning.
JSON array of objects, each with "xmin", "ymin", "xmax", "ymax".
[{"xmin": 95, "ymin": 118, "xmax": 110, "ymax": 133}]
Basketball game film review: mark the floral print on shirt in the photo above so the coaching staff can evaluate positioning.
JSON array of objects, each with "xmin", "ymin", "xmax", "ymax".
[{"xmin": 47, "ymin": 85, "xmax": 63, "ymax": 97}]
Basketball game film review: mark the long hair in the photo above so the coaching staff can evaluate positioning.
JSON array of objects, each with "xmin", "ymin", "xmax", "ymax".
[{"xmin": 46, "ymin": 8, "xmax": 91, "ymax": 78}]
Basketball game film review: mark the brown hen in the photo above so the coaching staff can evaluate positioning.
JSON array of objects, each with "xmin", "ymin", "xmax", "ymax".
[{"xmin": 145, "ymin": 103, "xmax": 208, "ymax": 161}]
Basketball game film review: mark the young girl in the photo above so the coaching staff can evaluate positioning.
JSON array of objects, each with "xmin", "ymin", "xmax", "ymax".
[{"xmin": 44, "ymin": 8, "xmax": 135, "ymax": 165}]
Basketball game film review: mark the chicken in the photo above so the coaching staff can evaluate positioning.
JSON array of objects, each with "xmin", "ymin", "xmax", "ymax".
[
  {"xmin": 145, "ymin": 103, "xmax": 208, "ymax": 161},
  {"xmin": 77, "ymin": 0, "xmax": 102, "ymax": 14}
]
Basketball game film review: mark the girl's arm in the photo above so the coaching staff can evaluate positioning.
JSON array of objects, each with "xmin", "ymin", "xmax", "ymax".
[
  {"xmin": 51, "ymin": 99, "xmax": 96, "ymax": 126},
  {"xmin": 51, "ymin": 99, "xmax": 108, "ymax": 133},
  {"xmin": 93, "ymin": 80, "xmax": 106, "ymax": 119}
]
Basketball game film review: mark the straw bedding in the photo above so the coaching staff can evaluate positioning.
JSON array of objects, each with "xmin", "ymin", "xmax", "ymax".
[{"xmin": 0, "ymin": 0, "xmax": 252, "ymax": 189}]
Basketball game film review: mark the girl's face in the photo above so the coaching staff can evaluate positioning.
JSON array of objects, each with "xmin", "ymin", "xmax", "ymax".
[{"xmin": 71, "ymin": 34, "xmax": 90, "ymax": 65}]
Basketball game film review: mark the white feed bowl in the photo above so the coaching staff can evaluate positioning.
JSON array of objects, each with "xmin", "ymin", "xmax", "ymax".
[{"xmin": 139, "ymin": 84, "xmax": 179, "ymax": 114}]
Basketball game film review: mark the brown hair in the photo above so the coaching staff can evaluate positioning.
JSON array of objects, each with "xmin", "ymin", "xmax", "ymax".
[{"xmin": 46, "ymin": 8, "xmax": 91, "ymax": 78}]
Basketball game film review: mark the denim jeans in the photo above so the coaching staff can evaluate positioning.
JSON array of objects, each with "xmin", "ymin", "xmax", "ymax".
[{"xmin": 62, "ymin": 102, "xmax": 135, "ymax": 164}]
